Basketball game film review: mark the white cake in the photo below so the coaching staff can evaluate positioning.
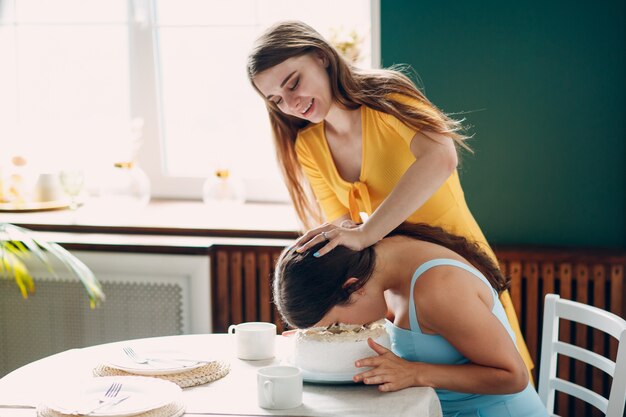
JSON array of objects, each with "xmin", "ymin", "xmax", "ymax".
[{"xmin": 293, "ymin": 320, "xmax": 391, "ymax": 375}]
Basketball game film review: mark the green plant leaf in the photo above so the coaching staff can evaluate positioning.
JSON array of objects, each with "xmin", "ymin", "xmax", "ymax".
[
  {"xmin": 2, "ymin": 224, "xmax": 55, "ymax": 274},
  {"xmin": 0, "ymin": 248, "xmax": 35, "ymax": 298},
  {"xmin": 36, "ymin": 239, "xmax": 106, "ymax": 307},
  {"xmin": 1, "ymin": 222, "xmax": 104, "ymax": 306}
]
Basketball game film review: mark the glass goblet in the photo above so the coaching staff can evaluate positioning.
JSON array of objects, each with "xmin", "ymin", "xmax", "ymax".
[{"xmin": 59, "ymin": 170, "xmax": 85, "ymax": 211}]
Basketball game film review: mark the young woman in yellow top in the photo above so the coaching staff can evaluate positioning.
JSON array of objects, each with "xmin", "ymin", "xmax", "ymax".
[{"xmin": 247, "ymin": 20, "xmax": 534, "ymax": 377}]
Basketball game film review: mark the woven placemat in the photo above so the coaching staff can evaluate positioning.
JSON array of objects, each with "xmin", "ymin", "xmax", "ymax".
[
  {"xmin": 93, "ymin": 361, "xmax": 230, "ymax": 388},
  {"xmin": 37, "ymin": 400, "xmax": 185, "ymax": 417}
]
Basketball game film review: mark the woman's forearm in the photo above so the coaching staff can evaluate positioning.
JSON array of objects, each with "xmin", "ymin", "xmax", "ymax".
[
  {"xmin": 363, "ymin": 145, "xmax": 456, "ymax": 242},
  {"xmin": 414, "ymin": 361, "xmax": 529, "ymax": 395}
]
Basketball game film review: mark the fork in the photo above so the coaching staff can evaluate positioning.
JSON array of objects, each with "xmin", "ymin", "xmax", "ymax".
[
  {"xmin": 123, "ymin": 346, "xmax": 204, "ymax": 367},
  {"xmin": 78, "ymin": 382, "xmax": 125, "ymax": 415},
  {"xmin": 122, "ymin": 346, "xmax": 169, "ymax": 367}
]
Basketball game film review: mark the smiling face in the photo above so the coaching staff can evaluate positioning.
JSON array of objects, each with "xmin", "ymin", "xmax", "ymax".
[{"xmin": 253, "ymin": 52, "xmax": 334, "ymax": 123}]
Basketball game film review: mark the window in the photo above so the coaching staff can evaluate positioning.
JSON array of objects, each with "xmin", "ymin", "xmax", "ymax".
[
  {"xmin": 0, "ymin": 0, "xmax": 131, "ymax": 179},
  {"xmin": 0, "ymin": 0, "xmax": 379, "ymax": 202}
]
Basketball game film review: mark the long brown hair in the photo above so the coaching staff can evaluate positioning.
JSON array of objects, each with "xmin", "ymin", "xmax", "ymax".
[
  {"xmin": 273, "ymin": 222, "xmax": 508, "ymax": 329},
  {"xmin": 247, "ymin": 21, "xmax": 470, "ymax": 229},
  {"xmin": 387, "ymin": 223, "xmax": 508, "ymax": 293}
]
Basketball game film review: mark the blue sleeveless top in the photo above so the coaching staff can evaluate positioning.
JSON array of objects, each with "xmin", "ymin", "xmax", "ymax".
[{"xmin": 384, "ymin": 259, "xmax": 547, "ymax": 416}]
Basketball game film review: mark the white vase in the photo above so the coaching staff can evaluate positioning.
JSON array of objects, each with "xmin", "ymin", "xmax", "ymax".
[
  {"xmin": 101, "ymin": 162, "xmax": 151, "ymax": 207},
  {"xmin": 202, "ymin": 169, "xmax": 245, "ymax": 204}
]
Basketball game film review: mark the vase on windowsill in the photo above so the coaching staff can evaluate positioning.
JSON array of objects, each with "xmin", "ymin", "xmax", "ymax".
[
  {"xmin": 100, "ymin": 161, "xmax": 151, "ymax": 209},
  {"xmin": 202, "ymin": 169, "xmax": 245, "ymax": 205}
]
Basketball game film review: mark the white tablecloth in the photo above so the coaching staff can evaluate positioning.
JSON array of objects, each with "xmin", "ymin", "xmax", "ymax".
[{"xmin": 0, "ymin": 334, "xmax": 441, "ymax": 417}]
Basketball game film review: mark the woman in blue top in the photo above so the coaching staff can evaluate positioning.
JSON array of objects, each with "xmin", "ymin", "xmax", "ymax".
[{"xmin": 274, "ymin": 222, "xmax": 547, "ymax": 417}]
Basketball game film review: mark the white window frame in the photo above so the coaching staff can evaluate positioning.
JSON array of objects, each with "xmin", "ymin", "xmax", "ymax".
[{"xmin": 132, "ymin": 0, "xmax": 381, "ymax": 200}]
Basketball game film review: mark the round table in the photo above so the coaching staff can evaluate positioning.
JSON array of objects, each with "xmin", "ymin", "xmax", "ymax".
[{"xmin": 0, "ymin": 333, "xmax": 442, "ymax": 417}]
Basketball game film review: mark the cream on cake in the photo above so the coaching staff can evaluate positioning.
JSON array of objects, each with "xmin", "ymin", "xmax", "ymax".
[{"xmin": 294, "ymin": 319, "xmax": 391, "ymax": 375}]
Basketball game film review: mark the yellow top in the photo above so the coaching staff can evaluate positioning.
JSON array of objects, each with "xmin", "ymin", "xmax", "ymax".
[
  {"xmin": 295, "ymin": 98, "xmax": 535, "ymax": 377},
  {"xmin": 295, "ymin": 101, "xmax": 492, "ymax": 256}
]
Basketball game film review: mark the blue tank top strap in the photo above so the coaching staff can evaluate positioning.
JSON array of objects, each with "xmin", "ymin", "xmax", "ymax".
[{"xmin": 408, "ymin": 258, "xmax": 498, "ymax": 333}]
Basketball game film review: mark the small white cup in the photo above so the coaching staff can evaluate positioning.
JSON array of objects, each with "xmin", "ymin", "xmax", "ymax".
[
  {"xmin": 257, "ymin": 366, "xmax": 302, "ymax": 409},
  {"xmin": 228, "ymin": 322, "xmax": 276, "ymax": 360},
  {"xmin": 35, "ymin": 172, "xmax": 63, "ymax": 202}
]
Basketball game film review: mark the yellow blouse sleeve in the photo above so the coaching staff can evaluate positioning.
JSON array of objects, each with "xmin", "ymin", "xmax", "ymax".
[
  {"xmin": 295, "ymin": 135, "xmax": 349, "ymax": 222},
  {"xmin": 377, "ymin": 113, "xmax": 416, "ymax": 147},
  {"xmin": 377, "ymin": 93, "xmax": 444, "ymax": 147}
]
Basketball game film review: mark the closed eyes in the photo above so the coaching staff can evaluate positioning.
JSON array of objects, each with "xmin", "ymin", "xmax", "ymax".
[
  {"xmin": 271, "ymin": 76, "xmax": 300, "ymax": 106},
  {"xmin": 289, "ymin": 77, "xmax": 299, "ymax": 90}
]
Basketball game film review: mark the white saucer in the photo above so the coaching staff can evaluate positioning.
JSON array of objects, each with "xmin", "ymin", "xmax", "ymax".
[
  {"xmin": 282, "ymin": 357, "xmax": 358, "ymax": 384},
  {"xmin": 300, "ymin": 368, "xmax": 358, "ymax": 384},
  {"xmin": 43, "ymin": 376, "xmax": 181, "ymax": 417}
]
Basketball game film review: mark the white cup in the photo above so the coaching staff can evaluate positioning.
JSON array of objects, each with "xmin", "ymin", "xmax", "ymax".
[
  {"xmin": 228, "ymin": 322, "xmax": 276, "ymax": 360},
  {"xmin": 35, "ymin": 172, "xmax": 63, "ymax": 202},
  {"xmin": 257, "ymin": 366, "xmax": 302, "ymax": 409}
]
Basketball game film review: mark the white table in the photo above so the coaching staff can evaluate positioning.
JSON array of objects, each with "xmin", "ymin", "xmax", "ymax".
[{"xmin": 0, "ymin": 334, "xmax": 442, "ymax": 417}]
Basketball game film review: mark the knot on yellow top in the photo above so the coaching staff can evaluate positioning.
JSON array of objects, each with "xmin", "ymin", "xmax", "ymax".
[{"xmin": 348, "ymin": 181, "xmax": 371, "ymax": 223}]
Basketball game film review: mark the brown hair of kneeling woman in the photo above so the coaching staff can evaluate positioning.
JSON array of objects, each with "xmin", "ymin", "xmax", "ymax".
[{"xmin": 273, "ymin": 222, "xmax": 508, "ymax": 329}]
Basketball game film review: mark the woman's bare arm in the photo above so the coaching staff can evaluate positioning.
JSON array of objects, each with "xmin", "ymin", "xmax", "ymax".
[
  {"xmin": 355, "ymin": 267, "xmax": 528, "ymax": 394},
  {"xmin": 294, "ymin": 131, "xmax": 457, "ymax": 254}
]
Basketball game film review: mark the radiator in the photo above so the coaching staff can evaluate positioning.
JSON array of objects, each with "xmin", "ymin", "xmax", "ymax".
[
  {"xmin": 0, "ymin": 251, "xmax": 210, "ymax": 378},
  {"xmin": 0, "ymin": 277, "xmax": 182, "ymax": 377},
  {"xmin": 497, "ymin": 249, "xmax": 625, "ymax": 417},
  {"xmin": 212, "ymin": 246, "xmax": 286, "ymax": 334},
  {"xmin": 212, "ymin": 245, "xmax": 625, "ymax": 417}
]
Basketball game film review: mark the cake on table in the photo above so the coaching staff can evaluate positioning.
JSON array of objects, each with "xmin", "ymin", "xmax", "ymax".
[{"xmin": 293, "ymin": 319, "xmax": 391, "ymax": 375}]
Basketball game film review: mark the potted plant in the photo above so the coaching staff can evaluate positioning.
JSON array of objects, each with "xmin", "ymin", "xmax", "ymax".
[{"xmin": 0, "ymin": 222, "xmax": 105, "ymax": 308}]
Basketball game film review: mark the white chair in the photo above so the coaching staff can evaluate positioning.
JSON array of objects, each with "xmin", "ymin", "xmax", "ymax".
[{"xmin": 538, "ymin": 293, "xmax": 626, "ymax": 417}]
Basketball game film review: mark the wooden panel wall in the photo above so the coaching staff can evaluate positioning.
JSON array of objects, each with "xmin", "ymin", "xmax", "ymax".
[{"xmin": 211, "ymin": 244, "xmax": 625, "ymax": 417}]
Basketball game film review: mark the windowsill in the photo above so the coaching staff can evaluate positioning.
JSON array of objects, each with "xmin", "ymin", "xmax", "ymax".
[{"xmin": 2, "ymin": 197, "xmax": 301, "ymax": 240}]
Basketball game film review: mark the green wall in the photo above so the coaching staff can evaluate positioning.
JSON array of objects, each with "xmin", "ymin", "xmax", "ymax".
[{"xmin": 380, "ymin": 1, "xmax": 625, "ymax": 248}]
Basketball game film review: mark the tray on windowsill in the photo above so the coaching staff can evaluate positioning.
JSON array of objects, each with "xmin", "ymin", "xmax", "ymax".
[{"xmin": 0, "ymin": 199, "xmax": 79, "ymax": 212}]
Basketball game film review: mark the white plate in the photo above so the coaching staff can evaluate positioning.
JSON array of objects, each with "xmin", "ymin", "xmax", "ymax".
[
  {"xmin": 281, "ymin": 356, "xmax": 357, "ymax": 385},
  {"xmin": 44, "ymin": 376, "xmax": 181, "ymax": 417},
  {"xmin": 300, "ymin": 368, "xmax": 358, "ymax": 385},
  {"xmin": 106, "ymin": 349, "xmax": 206, "ymax": 376}
]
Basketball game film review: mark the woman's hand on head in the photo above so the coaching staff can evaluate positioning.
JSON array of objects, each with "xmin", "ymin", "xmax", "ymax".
[
  {"xmin": 353, "ymin": 338, "xmax": 421, "ymax": 392},
  {"xmin": 293, "ymin": 222, "xmax": 375, "ymax": 257}
]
